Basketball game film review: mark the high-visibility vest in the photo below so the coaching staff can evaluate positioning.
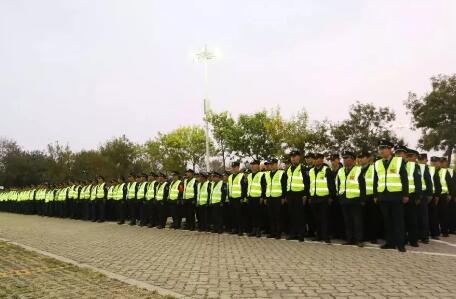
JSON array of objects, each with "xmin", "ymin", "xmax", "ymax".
[
  {"xmin": 429, "ymin": 166, "xmax": 436, "ymax": 194},
  {"xmin": 183, "ymin": 178, "xmax": 196, "ymax": 200},
  {"xmin": 418, "ymin": 164, "xmax": 426, "ymax": 192},
  {"xmin": 107, "ymin": 185, "xmax": 115, "ymax": 199},
  {"xmin": 58, "ymin": 188, "xmax": 67, "ymax": 201},
  {"xmin": 96, "ymin": 183, "xmax": 105, "ymax": 199},
  {"xmin": 156, "ymin": 182, "xmax": 168, "ymax": 201},
  {"xmin": 228, "ymin": 173, "xmax": 243, "ymax": 199},
  {"xmin": 210, "ymin": 181, "xmax": 223, "ymax": 204},
  {"xmin": 448, "ymin": 168, "xmax": 454, "ymax": 178},
  {"xmin": 309, "ymin": 166, "xmax": 330, "ymax": 197},
  {"xmin": 127, "ymin": 182, "xmax": 137, "ymax": 200},
  {"xmin": 28, "ymin": 189, "xmax": 36, "ymax": 200},
  {"xmin": 406, "ymin": 162, "xmax": 416, "ymax": 194},
  {"xmin": 168, "ymin": 180, "xmax": 181, "ymax": 200},
  {"xmin": 68, "ymin": 185, "xmax": 76, "ymax": 199},
  {"xmin": 364, "ymin": 164, "xmax": 375, "ymax": 196},
  {"xmin": 136, "ymin": 182, "xmax": 147, "ymax": 200},
  {"xmin": 287, "ymin": 164, "xmax": 305, "ymax": 192},
  {"xmin": 336, "ymin": 166, "xmax": 362, "ymax": 199},
  {"xmin": 375, "ymin": 157, "xmax": 403, "ymax": 193},
  {"xmin": 439, "ymin": 168, "xmax": 449, "ymax": 194},
  {"xmin": 45, "ymin": 190, "xmax": 54, "ymax": 203},
  {"xmin": 266, "ymin": 170, "xmax": 285, "ymax": 198},
  {"xmin": 90, "ymin": 185, "xmax": 97, "ymax": 201},
  {"xmin": 247, "ymin": 172, "xmax": 264, "ymax": 198},
  {"xmin": 197, "ymin": 181, "xmax": 209, "ymax": 206},
  {"xmin": 145, "ymin": 181, "xmax": 156, "ymax": 200},
  {"xmin": 83, "ymin": 185, "xmax": 92, "ymax": 200},
  {"xmin": 114, "ymin": 183, "xmax": 125, "ymax": 200}
]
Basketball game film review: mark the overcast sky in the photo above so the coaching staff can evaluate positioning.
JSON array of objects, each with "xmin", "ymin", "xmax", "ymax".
[{"xmin": 1, "ymin": 0, "xmax": 455, "ymax": 152}]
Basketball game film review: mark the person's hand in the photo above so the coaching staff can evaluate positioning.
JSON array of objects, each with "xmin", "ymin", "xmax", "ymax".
[
  {"xmin": 329, "ymin": 198, "xmax": 333, "ymax": 205},
  {"xmin": 281, "ymin": 198, "xmax": 287, "ymax": 205},
  {"xmin": 402, "ymin": 196, "xmax": 409, "ymax": 204},
  {"xmin": 302, "ymin": 196, "xmax": 307, "ymax": 205},
  {"xmin": 427, "ymin": 196, "xmax": 432, "ymax": 204},
  {"xmin": 374, "ymin": 197, "xmax": 378, "ymax": 204}
]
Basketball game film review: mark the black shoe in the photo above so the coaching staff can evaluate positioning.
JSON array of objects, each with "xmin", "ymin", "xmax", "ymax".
[
  {"xmin": 410, "ymin": 242, "xmax": 419, "ymax": 247},
  {"xmin": 248, "ymin": 232, "xmax": 256, "ymax": 237},
  {"xmin": 324, "ymin": 239, "xmax": 331, "ymax": 244},
  {"xmin": 431, "ymin": 236, "xmax": 440, "ymax": 240},
  {"xmin": 380, "ymin": 244, "xmax": 394, "ymax": 249},
  {"xmin": 298, "ymin": 236, "xmax": 305, "ymax": 242},
  {"xmin": 443, "ymin": 233, "xmax": 449, "ymax": 237},
  {"xmin": 370, "ymin": 239, "xmax": 378, "ymax": 244},
  {"xmin": 286, "ymin": 235, "xmax": 296, "ymax": 240},
  {"xmin": 157, "ymin": 225, "xmax": 163, "ymax": 229},
  {"xmin": 311, "ymin": 237, "xmax": 321, "ymax": 242},
  {"xmin": 267, "ymin": 234, "xmax": 275, "ymax": 238},
  {"xmin": 356, "ymin": 242, "xmax": 364, "ymax": 248},
  {"xmin": 342, "ymin": 241, "xmax": 355, "ymax": 246},
  {"xmin": 256, "ymin": 232, "xmax": 262, "ymax": 238},
  {"xmin": 398, "ymin": 246, "xmax": 406, "ymax": 252},
  {"xmin": 117, "ymin": 221, "xmax": 124, "ymax": 225},
  {"xmin": 275, "ymin": 235, "xmax": 281, "ymax": 239},
  {"xmin": 421, "ymin": 239, "xmax": 429, "ymax": 244},
  {"xmin": 238, "ymin": 232, "xmax": 244, "ymax": 236}
]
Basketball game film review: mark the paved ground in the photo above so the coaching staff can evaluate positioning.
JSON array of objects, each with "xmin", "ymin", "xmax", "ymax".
[
  {"xmin": 0, "ymin": 240, "xmax": 166, "ymax": 299},
  {"xmin": 1, "ymin": 213, "xmax": 456, "ymax": 298}
]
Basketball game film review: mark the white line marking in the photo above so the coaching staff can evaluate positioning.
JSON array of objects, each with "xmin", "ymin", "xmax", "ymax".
[{"xmin": 430, "ymin": 239, "xmax": 456, "ymax": 247}]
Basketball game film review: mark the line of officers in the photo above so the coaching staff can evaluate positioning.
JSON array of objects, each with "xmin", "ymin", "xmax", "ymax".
[{"xmin": 1, "ymin": 139, "xmax": 455, "ymax": 252}]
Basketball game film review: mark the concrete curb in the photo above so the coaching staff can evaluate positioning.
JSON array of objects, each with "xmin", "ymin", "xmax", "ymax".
[{"xmin": 0, "ymin": 237, "xmax": 190, "ymax": 299}]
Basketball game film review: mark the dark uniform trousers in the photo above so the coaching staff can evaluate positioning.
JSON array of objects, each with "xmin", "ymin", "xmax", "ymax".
[
  {"xmin": 438, "ymin": 195, "xmax": 450, "ymax": 235},
  {"xmin": 168, "ymin": 200, "xmax": 180, "ymax": 228},
  {"xmin": 117, "ymin": 200, "xmax": 127, "ymax": 224},
  {"xmin": 211, "ymin": 203, "xmax": 224, "ymax": 233},
  {"xmin": 96, "ymin": 198, "xmax": 106, "ymax": 222},
  {"xmin": 139, "ymin": 200, "xmax": 149, "ymax": 226},
  {"xmin": 363, "ymin": 195, "xmax": 383, "ymax": 242},
  {"xmin": 156, "ymin": 201, "xmax": 167, "ymax": 228},
  {"xmin": 330, "ymin": 197, "xmax": 345, "ymax": 239},
  {"xmin": 248, "ymin": 197, "xmax": 262, "ymax": 235},
  {"xmin": 310, "ymin": 197, "xmax": 330, "ymax": 241},
  {"xmin": 183, "ymin": 199, "xmax": 196, "ymax": 229},
  {"xmin": 229, "ymin": 198, "xmax": 243, "ymax": 233},
  {"xmin": 196, "ymin": 205, "xmax": 208, "ymax": 231},
  {"xmin": 404, "ymin": 194, "xmax": 418, "ymax": 244},
  {"xmin": 417, "ymin": 195, "xmax": 430, "ymax": 241},
  {"xmin": 287, "ymin": 192, "xmax": 305, "ymax": 238},
  {"xmin": 267, "ymin": 197, "xmax": 282, "ymax": 237},
  {"xmin": 428, "ymin": 197, "xmax": 440, "ymax": 237},
  {"xmin": 128, "ymin": 199, "xmax": 139, "ymax": 225},
  {"xmin": 341, "ymin": 201, "xmax": 363, "ymax": 243},
  {"xmin": 379, "ymin": 195, "xmax": 405, "ymax": 248},
  {"xmin": 147, "ymin": 200, "xmax": 158, "ymax": 227},
  {"xmin": 449, "ymin": 197, "xmax": 456, "ymax": 233}
]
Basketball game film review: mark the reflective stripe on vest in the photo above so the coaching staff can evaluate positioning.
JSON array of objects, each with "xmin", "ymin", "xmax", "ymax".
[
  {"xmin": 337, "ymin": 166, "xmax": 362, "ymax": 199},
  {"xmin": 183, "ymin": 178, "xmax": 196, "ymax": 199},
  {"xmin": 127, "ymin": 182, "xmax": 137, "ymax": 200},
  {"xmin": 440, "ymin": 168, "xmax": 449, "ymax": 194},
  {"xmin": 375, "ymin": 157, "xmax": 403, "ymax": 193},
  {"xmin": 266, "ymin": 170, "xmax": 284, "ymax": 198},
  {"xmin": 309, "ymin": 166, "xmax": 329, "ymax": 197},
  {"xmin": 418, "ymin": 164, "xmax": 427, "ymax": 193},
  {"xmin": 287, "ymin": 165, "xmax": 305, "ymax": 192},
  {"xmin": 228, "ymin": 173, "xmax": 243, "ymax": 198},
  {"xmin": 96, "ymin": 183, "xmax": 105, "ymax": 199},
  {"xmin": 137, "ymin": 182, "xmax": 147, "ymax": 200},
  {"xmin": 169, "ymin": 180, "xmax": 181, "ymax": 200},
  {"xmin": 107, "ymin": 185, "xmax": 115, "ymax": 199},
  {"xmin": 156, "ymin": 182, "xmax": 168, "ymax": 201},
  {"xmin": 197, "ymin": 181, "xmax": 209, "ymax": 205},
  {"xmin": 406, "ymin": 162, "xmax": 416, "ymax": 194},
  {"xmin": 247, "ymin": 172, "xmax": 264, "ymax": 198},
  {"xmin": 145, "ymin": 181, "xmax": 156, "ymax": 200},
  {"xmin": 210, "ymin": 181, "xmax": 223, "ymax": 204},
  {"xmin": 114, "ymin": 183, "xmax": 125, "ymax": 200},
  {"xmin": 364, "ymin": 164, "xmax": 375, "ymax": 196}
]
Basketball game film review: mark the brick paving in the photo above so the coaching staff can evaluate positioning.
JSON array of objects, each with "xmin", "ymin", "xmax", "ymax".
[
  {"xmin": 1, "ymin": 212, "xmax": 456, "ymax": 298},
  {"xmin": 0, "ymin": 240, "xmax": 166, "ymax": 299}
]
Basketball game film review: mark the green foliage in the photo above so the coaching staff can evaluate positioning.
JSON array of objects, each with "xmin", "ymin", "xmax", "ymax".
[{"xmin": 406, "ymin": 74, "xmax": 456, "ymax": 162}]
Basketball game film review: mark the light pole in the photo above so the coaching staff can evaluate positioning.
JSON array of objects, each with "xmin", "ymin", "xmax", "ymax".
[{"xmin": 196, "ymin": 45, "xmax": 216, "ymax": 172}]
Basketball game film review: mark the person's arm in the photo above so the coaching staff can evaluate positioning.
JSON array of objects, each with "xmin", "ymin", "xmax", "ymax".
[
  {"xmin": 163, "ymin": 184, "xmax": 170, "ymax": 201},
  {"xmin": 281, "ymin": 172, "xmax": 288, "ymax": 198},
  {"xmin": 123, "ymin": 184, "xmax": 127, "ymax": 200},
  {"xmin": 327, "ymin": 168, "xmax": 337, "ymax": 199},
  {"xmin": 446, "ymin": 173, "xmax": 453, "ymax": 196},
  {"xmin": 193, "ymin": 180, "xmax": 198, "ymax": 200},
  {"xmin": 414, "ymin": 166, "xmax": 422, "ymax": 195},
  {"xmin": 358, "ymin": 171, "xmax": 366, "ymax": 203},
  {"xmin": 423, "ymin": 167, "xmax": 433, "ymax": 197},
  {"xmin": 373, "ymin": 166, "xmax": 379, "ymax": 197},
  {"xmin": 260, "ymin": 175, "xmax": 267, "ymax": 198},
  {"xmin": 178, "ymin": 182, "xmax": 184, "ymax": 200},
  {"xmin": 434, "ymin": 171, "xmax": 442, "ymax": 195},
  {"xmin": 303, "ymin": 171, "xmax": 310, "ymax": 198},
  {"xmin": 399, "ymin": 161, "xmax": 409, "ymax": 197},
  {"xmin": 103, "ymin": 185, "xmax": 108, "ymax": 199},
  {"xmin": 221, "ymin": 183, "xmax": 227, "ymax": 203},
  {"xmin": 241, "ymin": 175, "xmax": 248, "ymax": 199}
]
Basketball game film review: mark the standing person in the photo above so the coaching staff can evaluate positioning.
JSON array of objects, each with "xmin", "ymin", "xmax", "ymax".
[
  {"xmin": 114, "ymin": 177, "xmax": 127, "ymax": 224},
  {"xmin": 336, "ymin": 151, "xmax": 365, "ymax": 247},
  {"xmin": 95, "ymin": 176, "xmax": 107, "ymax": 222},
  {"xmin": 303, "ymin": 153, "xmax": 316, "ymax": 238},
  {"xmin": 168, "ymin": 172, "xmax": 183, "ymax": 229},
  {"xmin": 209, "ymin": 172, "xmax": 227, "ymax": 234},
  {"xmin": 183, "ymin": 169, "xmax": 197, "ymax": 230},
  {"xmin": 126, "ymin": 174, "xmax": 138, "ymax": 225},
  {"xmin": 246, "ymin": 160, "xmax": 267, "ymax": 237},
  {"xmin": 329, "ymin": 153, "xmax": 345, "ymax": 239},
  {"xmin": 440, "ymin": 157, "xmax": 456, "ymax": 234},
  {"xmin": 359, "ymin": 151, "xmax": 382, "ymax": 243},
  {"xmin": 196, "ymin": 172, "xmax": 210, "ymax": 231},
  {"xmin": 143, "ymin": 173, "xmax": 157, "ymax": 228},
  {"xmin": 227, "ymin": 162, "xmax": 247, "ymax": 235},
  {"xmin": 265, "ymin": 158, "xmax": 287, "ymax": 239},
  {"xmin": 374, "ymin": 140, "xmax": 409, "ymax": 252},
  {"xmin": 286, "ymin": 150, "xmax": 309, "ymax": 241},
  {"xmin": 106, "ymin": 179, "xmax": 117, "ymax": 221},
  {"xmin": 404, "ymin": 149, "xmax": 422, "ymax": 247},
  {"xmin": 429, "ymin": 157, "xmax": 440, "ymax": 239},
  {"xmin": 436, "ymin": 157, "xmax": 453, "ymax": 237},
  {"xmin": 89, "ymin": 179, "xmax": 98, "ymax": 221},
  {"xmin": 136, "ymin": 174, "xmax": 148, "ymax": 226},
  {"xmin": 309, "ymin": 153, "xmax": 337, "ymax": 243},
  {"xmin": 417, "ymin": 153, "xmax": 433, "ymax": 243},
  {"xmin": 155, "ymin": 173, "xmax": 169, "ymax": 229}
]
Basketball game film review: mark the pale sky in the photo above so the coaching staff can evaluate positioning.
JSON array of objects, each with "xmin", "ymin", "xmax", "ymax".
[{"xmin": 1, "ymin": 0, "xmax": 455, "ymax": 152}]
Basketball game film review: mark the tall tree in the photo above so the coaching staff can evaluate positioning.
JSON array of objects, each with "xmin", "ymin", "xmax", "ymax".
[
  {"xmin": 207, "ymin": 111, "xmax": 236, "ymax": 170},
  {"xmin": 406, "ymin": 74, "xmax": 456, "ymax": 163},
  {"xmin": 330, "ymin": 102, "xmax": 398, "ymax": 152}
]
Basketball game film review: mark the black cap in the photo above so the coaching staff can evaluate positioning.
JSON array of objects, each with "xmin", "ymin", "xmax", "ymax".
[
  {"xmin": 394, "ymin": 145, "xmax": 408, "ymax": 153},
  {"xmin": 251, "ymin": 160, "xmax": 260, "ymax": 165},
  {"xmin": 270, "ymin": 158, "xmax": 279, "ymax": 164},
  {"xmin": 289, "ymin": 150, "xmax": 301, "ymax": 156},
  {"xmin": 440, "ymin": 157, "xmax": 448, "ymax": 162},
  {"xmin": 148, "ymin": 172, "xmax": 156, "ymax": 177},
  {"xmin": 305, "ymin": 153, "xmax": 315, "ymax": 159},
  {"xmin": 430, "ymin": 156, "xmax": 439, "ymax": 162},
  {"xmin": 198, "ymin": 172, "xmax": 208, "ymax": 177},
  {"xmin": 314, "ymin": 153, "xmax": 324, "ymax": 159},
  {"xmin": 212, "ymin": 171, "xmax": 222, "ymax": 177},
  {"xmin": 418, "ymin": 153, "xmax": 428, "ymax": 160},
  {"xmin": 378, "ymin": 140, "xmax": 394, "ymax": 148},
  {"xmin": 158, "ymin": 172, "xmax": 166, "ymax": 177},
  {"xmin": 263, "ymin": 160, "xmax": 270, "ymax": 165},
  {"xmin": 406, "ymin": 149, "xmax": 419, "ymax": 156},
  {"xmin": 358, "ymin": 150, "xmax": 371, "ymax": 158},
  {"xmin": 231, "ymin": 161, "xmax": 240, "ymax": 167},
  {"xmin": 329, "ymin": 153, "xmax": 340, "ymax": 161},
  {"xmin": 342, "ymin": 151, "xmax": 356, "ymax": 159},
  {"xmin": 171, "ymin": 171, "xmax": 180, "ymax": 176},
  {"xmin": 185, "ymin": 169, "xmax": 194, "ymax": 173}
]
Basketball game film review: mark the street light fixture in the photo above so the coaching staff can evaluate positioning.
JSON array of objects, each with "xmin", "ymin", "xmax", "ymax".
[{"xmin": 196, "ymin": 45, "xmax": 217, "ymax": 172}]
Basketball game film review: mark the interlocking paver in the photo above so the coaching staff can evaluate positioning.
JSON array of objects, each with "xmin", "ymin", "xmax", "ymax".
[{"xmin": 1, "ymin": 212, "xmax": 456, "ymax": 298}]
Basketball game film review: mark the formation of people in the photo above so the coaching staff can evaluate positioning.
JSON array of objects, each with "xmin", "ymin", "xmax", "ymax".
[{"xmin": 1, "ymin": 139, "xmax": 455, "ymax": 253}]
